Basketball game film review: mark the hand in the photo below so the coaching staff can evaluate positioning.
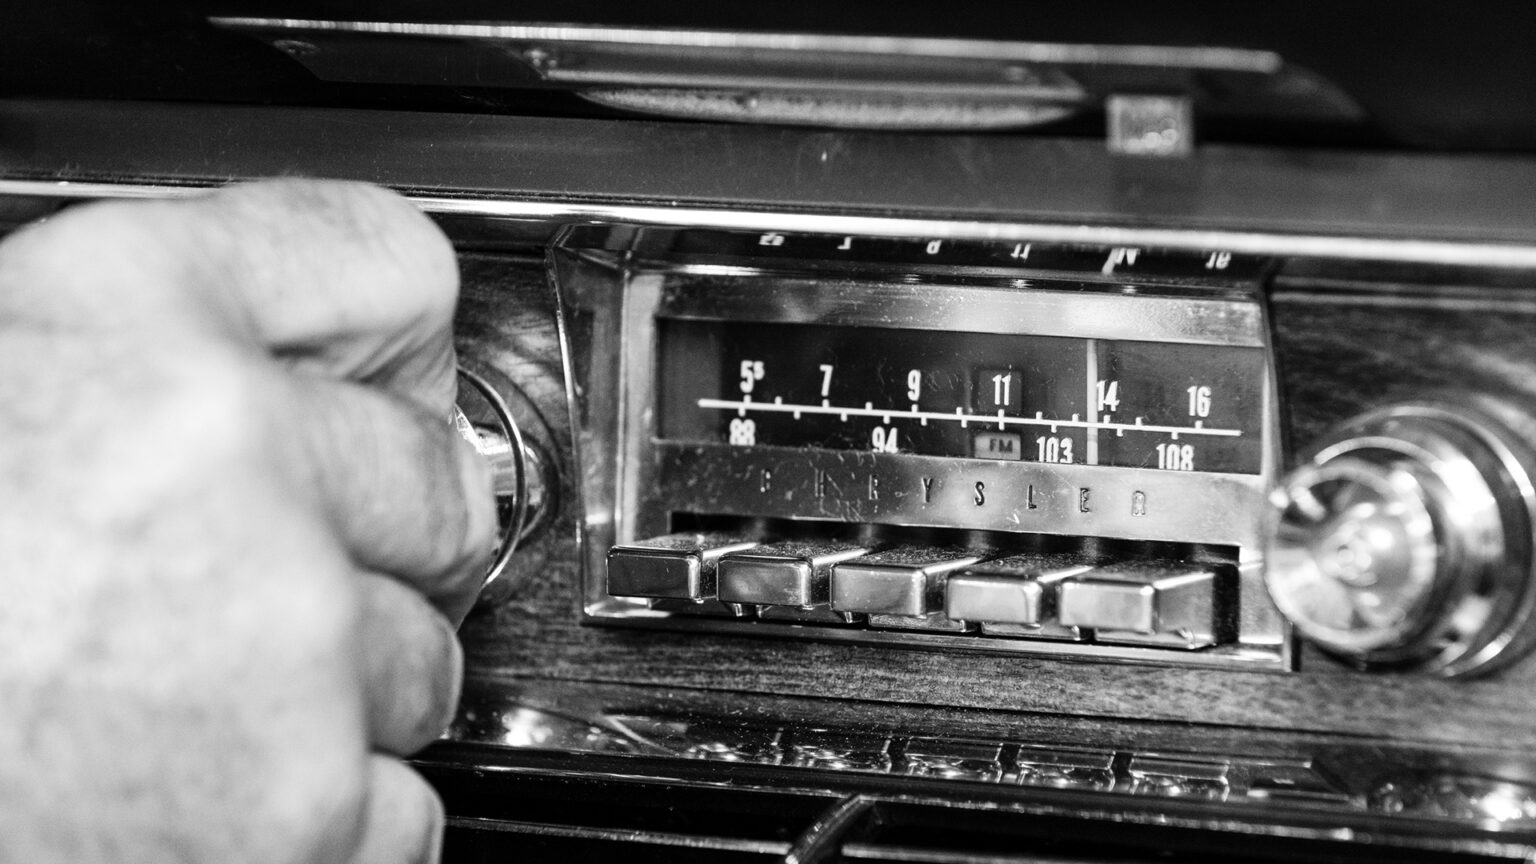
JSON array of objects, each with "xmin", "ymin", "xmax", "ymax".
[{"xmin": 0, "ymin": 181, "xmax": 495, "ymax": 863}]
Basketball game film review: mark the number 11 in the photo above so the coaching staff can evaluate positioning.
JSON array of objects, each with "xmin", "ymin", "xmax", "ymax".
[{"xmin": 992, "ymin": 373, "xmax": 1011, "ymax": 407}]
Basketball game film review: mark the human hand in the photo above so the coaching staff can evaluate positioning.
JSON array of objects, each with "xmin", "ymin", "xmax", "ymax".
[{"xmin": 0, "ymin": 181, "xmax": 494, "ymax": 863}]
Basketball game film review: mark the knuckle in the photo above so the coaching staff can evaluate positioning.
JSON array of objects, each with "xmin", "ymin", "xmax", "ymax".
[
  {"xmin": 2, "ymin": 201, "xmax": 168, "ymax": 289},
  {"xmin": 306, "ymin": 384, "xmax": 486, "ymax": 580},
  {"xmin": 225, "ymin": 179, "xmax": 459, "ymax": 323}
]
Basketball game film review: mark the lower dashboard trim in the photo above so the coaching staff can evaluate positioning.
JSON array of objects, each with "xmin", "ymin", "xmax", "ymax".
[{"xmin": 581, "ymin": 606, "xmax": 1287, "ymax": 671}]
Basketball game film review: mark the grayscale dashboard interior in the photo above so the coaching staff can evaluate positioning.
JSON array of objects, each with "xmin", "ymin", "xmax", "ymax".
[{"xmin": 11, "ymin": 97, "xmax": 1536, "ymax": 858}]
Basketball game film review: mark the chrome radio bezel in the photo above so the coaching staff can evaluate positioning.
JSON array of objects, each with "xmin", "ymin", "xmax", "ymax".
[{"xmin": 561, "ymin": 230, "xmax": 1290, "ymax": 670}]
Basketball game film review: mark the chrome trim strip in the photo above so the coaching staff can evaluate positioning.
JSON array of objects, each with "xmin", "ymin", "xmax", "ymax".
[
  {"xmin": 658, "ymin": 278, "xmax": 1266, "ymax": 345},
  {"xmin": 208, "ymin": 18, "xmax": 1282, "ymax": 73},
  {"xmin": 650, "ymin": 445, "xmax": 1268, "ymax": 552},
  {"xmin": 588, "ymin": 613, "xmax": 1287, "ymax": 670},
  {"xmin": 6, "ymin": 179, "xmax": 1536, "ymax": 268},
  {"xmin": 445, "ymin": 815, "xmax": 793, "ymax": 855}
]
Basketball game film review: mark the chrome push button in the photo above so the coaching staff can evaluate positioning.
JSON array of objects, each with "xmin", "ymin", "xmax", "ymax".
[
  {"xmin": 1058, "ymin": 561, "xmax": 1219, "ymax": 649},
  {"xmin": 945, "ymin": 553, "xmax": 1097, "ymax": 640},
  {"xmin": 831, "ymin": 546, "xmax": 984, "ymax": 631},
  {"xmin": 606, "ymin": 533, "xmax": 758, "ymax": 601},
  {"xmin": 718, "ymin": 540, "xmax": 871, "ymax": 607}
]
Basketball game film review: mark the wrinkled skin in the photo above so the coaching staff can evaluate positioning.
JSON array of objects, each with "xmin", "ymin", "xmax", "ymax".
[{"xmin": 0, "ymin": 181, "xmax": 494, "ymax": 863}]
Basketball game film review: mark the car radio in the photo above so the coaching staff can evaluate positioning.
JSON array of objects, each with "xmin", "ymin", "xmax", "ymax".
[{"xmin": 570, "ymin": 230, "xmax": 1287, "ymax": 669}]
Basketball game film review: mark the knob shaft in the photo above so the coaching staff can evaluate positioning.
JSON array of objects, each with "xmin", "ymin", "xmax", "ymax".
[
  {"xmin": 453, "ymin": 369, "xmax": 552, "ymax": 594},
  {"xmin": 1267, "ymin": 396, "xmax": 1536, "ymax": 676}
]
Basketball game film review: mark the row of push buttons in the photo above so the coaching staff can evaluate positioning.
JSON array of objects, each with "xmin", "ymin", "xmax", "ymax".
[{"xmin": 606, "ymin": 533, "xmax": 1223, "ymax": 649}]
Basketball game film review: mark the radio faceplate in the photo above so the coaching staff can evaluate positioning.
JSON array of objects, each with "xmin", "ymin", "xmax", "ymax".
[{"xmin": 565, "ymin": 229, "xmax": 1289, "ymax": 670}]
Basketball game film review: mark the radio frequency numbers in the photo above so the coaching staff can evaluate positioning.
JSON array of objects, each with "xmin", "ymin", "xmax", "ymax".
[
  {"xmin": 702, "ymin": 398, "xmax": 1240, "ymax": 442},
  {"xmin": 713, "ymin": 341, "xmax": 1241, "ymax": 469},
  {"xmin": 1158, "ymin": 442, "xmax": 1196, "ymax": 471}
]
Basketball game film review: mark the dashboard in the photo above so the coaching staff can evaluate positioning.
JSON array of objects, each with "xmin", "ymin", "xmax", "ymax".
[{"xmin": 10, "ymin": 4, "xmax": 1536, "ymax": 860}]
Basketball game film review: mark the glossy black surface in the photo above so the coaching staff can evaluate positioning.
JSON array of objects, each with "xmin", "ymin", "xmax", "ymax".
[
  {"xmin": 8, "ymin": 2, "xmax": 1536, "ymax": 151},
  {"xmin": 10, "ymin": 100, "xmax": 1536, "ymax": 247}
]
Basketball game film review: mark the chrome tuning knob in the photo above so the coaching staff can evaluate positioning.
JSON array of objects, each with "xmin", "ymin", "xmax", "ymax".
[
  {"xmin": 1267, "ymin": 396, "xmax": 1536, "ymax": 676},
  {"xmin": 453, "ymin": 368, "xmax": 552, "ymax": 596}
]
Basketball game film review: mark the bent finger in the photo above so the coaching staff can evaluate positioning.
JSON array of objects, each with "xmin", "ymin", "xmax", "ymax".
[
  {"xmin": 283, "ymin": 370, "xmax": 496, "ymax": 611},
  {"xmin": 12, "ymin": 180, "xmax": 461, "ymax": 414},
  {"xmin": 350, "ymin": 756, "xmax": 446, "ymax": 864},
  {"xmin": 358, "ymin": 572, "xmax": 464, "ymax": 756}
]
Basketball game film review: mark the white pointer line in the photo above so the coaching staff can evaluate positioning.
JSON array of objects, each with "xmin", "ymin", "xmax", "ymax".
[{"xmin": 697, "ymin": 398, "xmax": 1242, "ymax": 438}]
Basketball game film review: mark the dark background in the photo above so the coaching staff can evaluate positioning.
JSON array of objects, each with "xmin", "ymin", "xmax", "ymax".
[{"xmin": 6, "ymin": 1, "xmax": 1536, "ymax": 151}]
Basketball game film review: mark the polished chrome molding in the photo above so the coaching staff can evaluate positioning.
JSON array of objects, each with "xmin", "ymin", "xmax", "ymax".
[
  {"xmin": 430, "ymin": 675, "xmax": 1536, "ymax": 847},
  {"xmin": 6, "ymin": 179, "xmax": 1536, "ymax": 268},
  {"xmin": 210, "ymin": 17, "xmax": 1282, "ymax": 73},
  {"xmin": 585, "ymin": 609, "xmax": 1287, "ymax": 670},
  {"xmin": 208, "ymin": 20, "xmax": 1328, "ymax": 130},
  {"xmin": 446, "ymin": 816, "xmax": 794, "ymax": 857},
  {"xmin": 655, "ymin": 445, "xmax": 1267, "ymax": 547},
  {"xmin": 659, "ymin": 278, "xmax": 1266, "ymax": 346},
  {"xmin": 578, "ymin": 88, "xmax": 1081, "ymax": 131}
]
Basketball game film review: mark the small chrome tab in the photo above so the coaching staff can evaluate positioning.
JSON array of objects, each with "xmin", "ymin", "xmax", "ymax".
[
  {"xmin": 901, "ymin": 738, "xmax": 1006, "ymax": 782},
  {"xmin": 868, "ymin": 612, "xmax": 973, "ymax": 633},
  {"xmin": 1127, "ymin": 755, "xmax": 1230, "ymax": 800},
  {"xmin": 718, "ymin": 540, "xmax": 871, "ymax": 607},
  {"xmin": 606, "ymin": 533, "xmax": 759, "ymax": 601},
  {"xmin": 1107, "ymin": 94, "xmax": 1194, "ymax": 157},
  {"xmin": 830, "ymin": 546, "xmax": 986, "ymax": 617},
  {"xmin": 1058, "ymin": 561, "xmax": 1219, "ymax": 649},
  {"xmin": 758, "ymin": 606, "xmax": 862, "ymax": 625},
  {"xmin": 651, "ymin": 598, "xmax": 754, "ymax": 618},
  {"xmin": 1012, "ymin": 746, "xmax": 1117, "ymax": 791}
]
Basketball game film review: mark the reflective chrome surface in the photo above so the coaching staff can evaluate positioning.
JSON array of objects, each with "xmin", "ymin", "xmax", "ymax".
[
  {"xmin": 1058, "ymin": 561, "xmax": 1222, "ymax": 649},
  {"xmin": 207, "ymin": 19, "xmax": 1287, "ymax": 73},
  {"xmin": 607, "ymin": 532, "xmax": 759, "ymax": 601},
  {"xmin": 10, "ymin": 179, "xmax": 1536, "ymax": 268},
  {"xmin": 454, "ymin": 368, "xmax": 547, "ymax": 589},
  {"xmin": 580, "ymin": 242, "xmax": 1287, "ymax": 670},
  {"xmin": 944, "ymin": 553, "xmax": 1097, "ymax": 633},
  {"xmin": 655, "ymin": 275, "xmax": 1267, "ymax": 346},
  {"xmin": 207, "ymin": 18, "xmax": 1363, "ymax": 132},
  {"xmin": 829, "ymin": 546, "xmax": 985, "ymax": 618},
  {"xmin": 1269, "ymin": 396, "xmax": 1536, "ymax": 676},
  {"xmin": 429, "ymin": 675, "xmax": 1536, "ymax": 854},
  {"xmin": 718, "ymin": 540, "xmax": 871, "ymax": 607},
  {"xmin": 1372, "ymin": 774, "xmax": 1536, "ymax": 827}
]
